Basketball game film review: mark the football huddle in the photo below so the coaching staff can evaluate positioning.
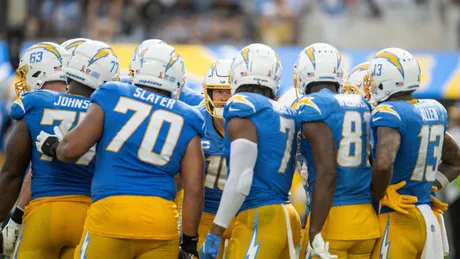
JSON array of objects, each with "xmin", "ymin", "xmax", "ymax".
[{"xmin": 0, "ymin": 38, "xmax": 459, "ymax": 259}]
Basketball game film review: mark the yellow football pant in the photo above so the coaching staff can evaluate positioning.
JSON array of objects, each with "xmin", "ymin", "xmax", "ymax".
[
  {"xmin": 225, "ymin": 203, "xmax": 301, "ymax": 259},
  {"xmin": 13, "ymin": 199, "xmax": 89, "ymax": 259},
  {"xmin": 300, "ymin": 233, "xmax": 376, "ymax": 259},
  {"xmin": 74, "ymin": 231, "xmax": 179, "ymax": 259},
  {"xmin": 299, "ymin": 204, "xmax": 379, "ymax": 259},
  {"xmin": 198, "ymin": 212, "xmax": 235, "ymax": 259},
  {"xmin": 371, "ymin": 208, "xmax": 427, "ymax": 259}
]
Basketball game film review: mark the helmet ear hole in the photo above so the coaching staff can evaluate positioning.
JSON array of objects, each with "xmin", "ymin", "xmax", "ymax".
[
  {"xmin": 378, "ymin": 84, "xmax": 383, "ymax": 90},
  {"xmin": 32, "ymin": 71, "xmax": 41, "ymax": 78}
]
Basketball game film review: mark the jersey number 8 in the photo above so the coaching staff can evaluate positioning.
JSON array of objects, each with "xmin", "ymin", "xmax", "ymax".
[{"xmin": 337, "ymin": 111, "xmax": 371, "ymax": 167}]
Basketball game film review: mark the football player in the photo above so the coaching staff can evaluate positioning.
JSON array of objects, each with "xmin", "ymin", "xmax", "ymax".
[
  {"xmin": 129, "ymin": 39, "xmax": 204, "ymax": 106},
  {"xmin": 341, "ymin": 62, "xmax": 370, "ymax": 99},
  {"xmin": 37, "ymin": 43, "xmax": 205, "ymax": 258},
  {"xmin": 200, "ymin": 44, "xmax": 301, "ymax": 259},
  {"xmin": 197, "ymin": 59, "xmax": 234, "ymax": 258},
  {"xmin": 368, "ymin": 48, "xmax": 460, "ymax": 258},
  {"xmin": 294, "ymin": 43, "xmax": 379, "ymax": 259},
  {"xmin": 60, "ymin": 38, "xmax": 90, "ymax": 56},
  {"xmin": 0, "ymin": 40, "xmax": 119, "ymax": 258},
  {"xmin": 1, "ymin": 41, "xmax": 71, "ymax": 257}
]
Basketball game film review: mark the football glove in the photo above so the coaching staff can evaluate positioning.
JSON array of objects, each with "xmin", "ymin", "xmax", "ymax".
[
  {"xmin": 1, "ymin": 219, "xmax": 20, "ymax": 256},
  {"xmin": 178, "ymin": 247, "xmax": 194, "ymax": 259},
  {"xmin": 306, "ymin": 233, "xmax": 338, "ymax": 259},
  {"xmin": 379, "ymin": 181, "xmax": 418, "ymax": 215},
  {"xmin": 200, "ymin": 233, "xmax": 221, "ymax": 259},
  {"xmin": 180, "ymin": 234, "xmax": 198, "ymax": 258},
  {"xmin": 431, "ymin": 186, "xmax": 448, "ymax": 214},
  {"xmin": 36, "ymin": 126, "xmax": 64, "ymax": 158}
]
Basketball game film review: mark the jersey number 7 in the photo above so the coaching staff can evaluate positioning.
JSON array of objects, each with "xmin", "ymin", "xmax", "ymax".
[{"xmin": 40, "ymin": 109, "xmax": 95, "ymax": 165}]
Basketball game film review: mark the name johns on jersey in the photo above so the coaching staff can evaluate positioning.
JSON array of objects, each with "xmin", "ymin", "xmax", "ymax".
[
  {"xmin": 419, "ymin": 107, "xmax": 439, "ymax": 122},
  {"xmin": 53, "ymin": 96, "xmax": 90, "ymax": 109},
  {"xmin": 133, "ymin": 88, "xmax": 176, "ymax": 109}
]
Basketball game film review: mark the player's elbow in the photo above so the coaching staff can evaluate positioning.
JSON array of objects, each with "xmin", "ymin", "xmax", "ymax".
[
  {"xmin": 0, "ymin": 168, "xmax": 21, "ymax": 184},
  {"xmin": 373, "ymin": 158, "xmax": 393, "ymax": 177}
]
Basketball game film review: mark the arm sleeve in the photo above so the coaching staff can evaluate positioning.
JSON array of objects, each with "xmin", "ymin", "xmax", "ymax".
[{"xmin": 213, "ymin": 138, "xmax": 258, "ymax": 228}]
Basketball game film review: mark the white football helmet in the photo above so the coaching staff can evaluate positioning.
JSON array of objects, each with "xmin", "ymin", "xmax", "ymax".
[
  {"xmin": 203, "ymin": 59, "xmax": 232, "ymax": 118},
  {"xmin": 61, "ymin": 38, "xmax": 90, "ymax": 53},
  {"xmin": 294, "ymin": 43, "xmax": 343, "ymax": 97},
  {"xmin": 342, "ymin": 62, "xmax": 370, "ymax": 99},
  {"xmin": 15, "ymin": 42, "xmax": 70, "ymax": 96},
  {"xmin": 129, "ymin": 39, "xmax": 166, "ymax": 80},
  {"xmin": 365, "ymin": 48, "xmax": 420, "ymax": 103},
  {"xmin": 133, "ymin": 44, "xmax": 185, "ymax": 97},
  {"xmin": 229, "ymin": 43, "xmax": 282, "ymax": 95},
  {"xmin": 66, "ymin": 40, "xmax": 120, "ymax": 89},
  {"xmin": 277, "ymin": 87, "xmax": 297, "ymax": 107}
]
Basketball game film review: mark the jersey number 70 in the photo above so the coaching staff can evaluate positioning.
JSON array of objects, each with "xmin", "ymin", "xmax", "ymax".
[{"xmin": 105, "ymin": 97, "xmax": 183, "ymax": 166}]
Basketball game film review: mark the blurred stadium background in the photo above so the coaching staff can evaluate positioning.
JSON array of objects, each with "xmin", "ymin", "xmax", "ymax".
[{"xmin": 1, "ymin": 0, "xmax": 460, "ymax": 258}]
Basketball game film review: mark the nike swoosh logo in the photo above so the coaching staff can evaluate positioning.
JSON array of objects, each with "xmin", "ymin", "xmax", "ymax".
[
  {"xmin": 229, "ymin": 107, "xmax": 239, "ymax": 112},
  {"xmin": 372, "ymin": 117, "xmax": 382, "ymax": 122}
]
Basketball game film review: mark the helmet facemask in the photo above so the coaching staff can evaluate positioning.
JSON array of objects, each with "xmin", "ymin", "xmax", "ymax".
[
  {"xmin": 203, "ymin": 84, "xmax": 231, "ymax": 119},
  {"xmin": 15, "ymin": 64, "xmax": 30, "ymax": 97}
]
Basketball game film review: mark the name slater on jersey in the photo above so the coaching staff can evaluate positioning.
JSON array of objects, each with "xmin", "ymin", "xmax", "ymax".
[
  {"xmin": 133, "ymin": 88, "xmax": 176, "ymax": 109},
  {"xmin": 335, "ymin": 95, "xmax": 368, "ymax": 108},
  {"xmin": 53, "ymin": 96, "xmax": 90, "ymax": 109},
  {"xmin": 419, "ymin": 107, "xmax": 439, "ymax": 122}
]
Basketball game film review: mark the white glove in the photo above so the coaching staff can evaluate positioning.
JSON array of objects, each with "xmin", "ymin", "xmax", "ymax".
[
  {"xmin": 300, "ymin": 162, "xmax": 309, "ymax": 186},
  {"xmin": 306, "ymin": 233, "xmax": 337, "ymax": 259},
  {"xmin": 2, "ymin": 220, "xmax": 20, "ymax": 256},
  {"xmin": 35, "ymin": 126, "xmax": 65, "ymax": 155}
]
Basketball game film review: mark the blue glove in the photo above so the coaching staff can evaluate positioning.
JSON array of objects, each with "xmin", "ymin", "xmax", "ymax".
[{"xmin": 199, "ymin": 233, "xmax": 221, "ymax": 259}]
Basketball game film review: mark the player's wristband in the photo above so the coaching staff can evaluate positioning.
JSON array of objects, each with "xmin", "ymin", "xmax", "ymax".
[
  {"xmin": 42, "ymin": 136, "xmax": 60, "ymax": 158},
  {"xmin": 181, "ymin": 234, "xmax": 199, "ymax": 256},
  {"xmin": 435, "ymin": 171, "xmax": 449, "ymax": 189},
  {"xmin": 11, "ymin": 207, "xmax": 24, "ymax": 225}
]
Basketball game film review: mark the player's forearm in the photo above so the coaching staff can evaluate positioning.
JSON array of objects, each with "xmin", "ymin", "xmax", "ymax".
[
  {"xmin": 372, "ymin": 166, "xmax": 392, "ymax": 201},
  {"xmin": 181, "ymin": 187, "xmax": 203, "ymax": 237},
  {"xmin": 435, "ymin": 163, "xmax": 460, "ymax": 190},
  {"xmin": 17, "ymin": 170, "xmax": 32, "ymax": 209},
  {"xmin": 436, "ymin": 132, "xmax": 460, "ymax": 189},
  {"xmin": 309, "ymin": 168, "xmax": 336, "ymax": 238},
  {"xmin": 0, "ymin": 171, "xmax": 23, "ymax": 222},
  {"xmin": 56, "ymin": 136, "xmax": 89, "ymax": 162}
]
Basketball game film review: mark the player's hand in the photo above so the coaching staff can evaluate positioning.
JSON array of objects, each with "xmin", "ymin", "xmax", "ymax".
[
  {"xmin": 431, "ymin": 186, "xmax": 448, "ymax": 214},
  {"xmin": 180, "ymin": 234, "xmax": 199, "ymax": 258},
  {"xmin": 199, "ymin": 233, "xmax": 221, "ymax": 259},
  {"xmin": 36, "ymin": 130, "xmax": 60, "ymax": 158},
  {"xmin": 379, "ymin": 181, "xmax": 418, "ymax": 215},
  {"xmin": 306, "ymin": 233, "xmax": 338, "ymax": 259},
  {"xmin": 2, "ymin": 219, "xmax": 20, "ymax": 256}
]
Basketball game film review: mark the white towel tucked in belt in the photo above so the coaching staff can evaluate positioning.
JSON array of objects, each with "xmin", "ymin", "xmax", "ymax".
[{"xmin": 418, "ymin": 204, "xmax": 443, "ymax": 259}]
